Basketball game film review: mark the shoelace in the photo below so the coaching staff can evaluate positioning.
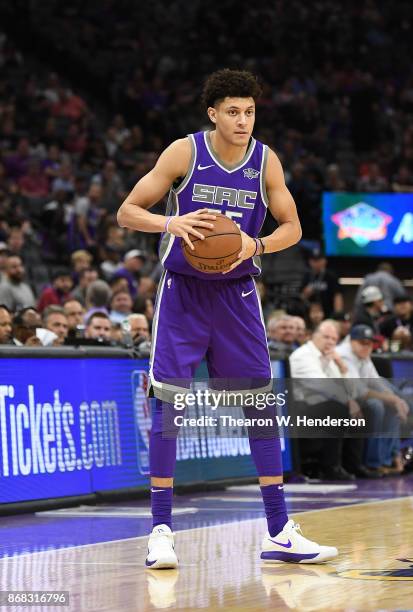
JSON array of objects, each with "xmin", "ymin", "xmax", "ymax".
[
  {"xmin": 291, "ymin": 522, "xmax": 302, "ymax": 535},
  {"xmin": 288, "ymin": 522, "xmax": 318, "ymax": 546}
]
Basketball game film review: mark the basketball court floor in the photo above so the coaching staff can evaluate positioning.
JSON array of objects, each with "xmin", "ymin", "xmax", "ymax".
[{"xmin": 0, "ymin": 477, "xmax": 412, "ymax": 611}]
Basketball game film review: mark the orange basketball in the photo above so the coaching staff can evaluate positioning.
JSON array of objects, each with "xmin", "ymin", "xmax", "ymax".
[{"xmin": 181, "ymin": 213, "xmax": 242, "ymax": 274}]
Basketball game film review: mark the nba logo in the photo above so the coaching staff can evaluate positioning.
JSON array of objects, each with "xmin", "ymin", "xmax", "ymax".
[{"xmin": 132, "ymin": 370, "xmax": 153, "ymax": 475}]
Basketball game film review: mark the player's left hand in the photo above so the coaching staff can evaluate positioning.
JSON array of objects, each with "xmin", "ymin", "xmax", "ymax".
[{"xmin": 222, "ymin": 230, "xmax": 256, "ymax": 274}]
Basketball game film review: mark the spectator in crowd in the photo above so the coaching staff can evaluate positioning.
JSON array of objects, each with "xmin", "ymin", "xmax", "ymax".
[
  {"xmin": 4, "ymin": 137, "xmax": 31, "ymax": 180},
  {"xmin": 50, "ymin": 159, "xmax": 75, "ymax": 194},
  {"xmin": 137, "ymin": 276, "xmax": 156, "ymax": 300},
  {"xmin": 356, "ymin": 162, "xmax": 388, "ymax": 192},
  {"xmin": 0, "ymin": 305, "xmax": 12, "ymax": 344},
  {"xmin": 70, "ymin": 249, "xmax": 93, "ymax": 282},
  {"xmin": 300, "ymin": 249, "xmax": 343, "ymax": 317},
  {"xmin": 100, "ymin": 245, "xmax": 123, "ymax": 281},
  {"xmin": 325, "ymin": 164, "xmax": 347, "ymax": 191},
  {"xmin": 51, "ymin": 86, "xmax": 87, "ymax": 121},
  {"xmin": 128, "ymin": 313, "xmax": 150, "ymax": 341},
  {"xmin": 353, "ymin": 286, "xmax": 387, "ymax": 335},
  {"xmin": 70, "ymin": 183, "xmax": 105, "ymax": 250},
  {"xmin": 104, "ymin": 126, "xmax": 119, "ymax": 158},
  {"xmin": 37, "ymin": 269, "xmax": 73, "ymax": 312},
  {"xmin": 291, "ymin": 316, "xmax": 308, "ymax": 346},
  {"xmin": 41, "ymin": 188, "xmax": 73, "ymax": 258},
  {"xmin": 380, "ymin": 295, "xmax": 413, "ymax": 351},
  {"xmin": 17, "ymin": 159, "xmax": 49, "ymax": 199},
  {"xmin": 98, "ymin": 224, "xmax": 125, "ymax": 279},
  {"xmin": 111, "ymin": 249, "xmax": 146, "ymax": 297},
  {"xmin": 110, "ymin": 322, "xmax": 123, "ymax": 344},
  {"xmin": 307, "ymin": 300, "xmax": 325, "ymax": 331},
  {"xmin": 92, "ymin": 160, "xmax": 125, "ymax": 213},
  {"xmin": 42, "ymin": 305, "xmax": 69, "ymax": 344},
  {"xmin": 109, "ymin": 289, "xmax": 133, "ymax": 323},
  {"xmin": 127, "ymin": 313, "xmax": 151, "ymax": 354},
  {"xmin": 355, "ymin": 263, "xmax": 406, "ymax": 310},
  {"xmin": 12, "ymin": 307, "xmax": 42, "ymax": 346},
  {"xmin": 0, "ymin": 255, "xmax": 36, "ymax": 311},
  {"xmin": 110, "ymin": 276, "xmax": 130, "ymax": 294},
  {"xmin": 6, "ymin": 224, "xmax": 43, "ymax": 274},
  {"xmin": 84, "ymin": 311, "xmax": 112, "ymax": 342},
  {"xmin": 392, "ymin": 164, "xmax": 413, "ymax": 192},
  {"xmin": 337, "ymin": 325, "xmax": 409, "ymax": 476},
  {"xmin": 330, "ymin": 312, "xmax": 352, "ymax": 341},
  {"xmin": 6, "ymin": 226, "xmax": 26, "ymax": 257},
  {"xmin": 84, "ymin": 279, "xmax": 111, "ymax": 320},
  {"xmin": 133, "ymin": 295, "xmax": 154, "ymax": 325},
  {"xmin": 289, "ymin": 320, "xmax": 365, "ymax": 481},
  {"xmin": 63, "ymin": 299, "xmax": 85, "ymax": 337},
  {"xmin": 71, "ymin": 268, "xmax": 99, "ymax": 305},
  {"xmin": 267, "ymin": 315, "xmax": 297, "ymax": 353}
]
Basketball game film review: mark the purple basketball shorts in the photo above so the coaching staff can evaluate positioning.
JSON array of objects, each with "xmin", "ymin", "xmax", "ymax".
[{"xmin": 148, "ymin": 271, "xmax": 272, "ymax": 398}]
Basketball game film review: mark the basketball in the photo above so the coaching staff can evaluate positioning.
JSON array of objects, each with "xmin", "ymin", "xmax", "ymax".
[{"xmin": 181, "ymin": 213, "xmax": 242, "ymax": 274}]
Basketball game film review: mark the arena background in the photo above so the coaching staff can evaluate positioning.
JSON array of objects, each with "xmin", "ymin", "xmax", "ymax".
[
  {"xmin": 0, "ymin": 0, "xmax": 412, "ymax": 508},
  {"xmin": 0, "ymin": 3, "xmax": 413, "ymax": 611}
]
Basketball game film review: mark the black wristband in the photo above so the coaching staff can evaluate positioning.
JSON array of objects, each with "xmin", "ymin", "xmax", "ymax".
[{"xmin": 258, "ymin": 238, "xmax": 265, "ymax": 254}]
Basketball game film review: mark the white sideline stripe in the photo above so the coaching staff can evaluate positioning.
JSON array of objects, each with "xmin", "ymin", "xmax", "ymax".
[
  {"xmin": 1, "ymin": 496, "xmax": 410, "ymax": 563},
  {"xmin": 229, "ymin": 483, "xmax": 358, "ymax": 493},
  {"xmin": 190, "ymin": 496, "xmax": 379, "ymax": 504},
  {"xmin": 37, "ymin": 507, "xmax": 198, "ymax": 518}
]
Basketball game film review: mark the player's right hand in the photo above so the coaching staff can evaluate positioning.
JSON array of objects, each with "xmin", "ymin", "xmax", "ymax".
[{"xmin": 167, "ymin": 208, "xmax": 216, "ymax": 250}]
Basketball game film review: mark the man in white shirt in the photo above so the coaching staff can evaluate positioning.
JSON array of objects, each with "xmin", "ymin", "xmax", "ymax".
[
  {"xmin": 337, "ymin": 324, "xmax": 408, "ymax": 475},
  {"xmin": 289, "ymin": 320, "xmax": 367, "ymax": 480}
]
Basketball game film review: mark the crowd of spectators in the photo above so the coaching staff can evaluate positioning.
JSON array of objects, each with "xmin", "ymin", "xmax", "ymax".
[
  {"xmin": 289, "ymin": 320, "xmax": 412, "ymax": 481},
  {"xmin": 1, "ymin": 0, "xmax": 413, "ymax": 310},
  {"xmin": 1, "ymin": 2, "xmax": 413, "ymax": 479},
  {"xmin": 0, "ymin": 247, "xmax": 153, "ymax": 351},
  {"xmin": 6, "ymin": 0, "xmax": 413, "ymax": 237},
  {"xmin": 263, "ymin": 261, "xmax": 413, "ymax": 481}
]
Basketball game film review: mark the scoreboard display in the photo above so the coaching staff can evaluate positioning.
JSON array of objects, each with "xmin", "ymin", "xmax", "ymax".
[{"xmin": 322, "ymin": 192, "xmax": 413, "ymax": 257}]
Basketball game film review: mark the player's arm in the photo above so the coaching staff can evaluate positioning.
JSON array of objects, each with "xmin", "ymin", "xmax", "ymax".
[
  {"xmin": 261, "ymin": 149, "xmax": 302, "ymax": 253},
  {"xmin": 223, "ymin": 149, "xmax": 301, "ymax": 273},
  {"xmin": 117, "ymin": 138, "xmax": 216, "ymax": 249}
]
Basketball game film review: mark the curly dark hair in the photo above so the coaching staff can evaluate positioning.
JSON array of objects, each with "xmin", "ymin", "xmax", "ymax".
[{"xmin": 201, "ymin": 69, "xmax": 262, "ymax": 109}]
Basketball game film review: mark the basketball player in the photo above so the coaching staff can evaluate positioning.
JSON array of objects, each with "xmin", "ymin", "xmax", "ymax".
[{"xmin": 117, "ymin": 69, "xmax": 338, "ymax": 567}]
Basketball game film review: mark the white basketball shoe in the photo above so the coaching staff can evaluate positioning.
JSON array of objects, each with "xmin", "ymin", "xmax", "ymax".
[
  {"xmin": 145, "ymin": 524, "xmax": 179, "ymax": 569},
  {"xmin": 261, "ymin": 520, "xmax": 338, "ymax": 564}
]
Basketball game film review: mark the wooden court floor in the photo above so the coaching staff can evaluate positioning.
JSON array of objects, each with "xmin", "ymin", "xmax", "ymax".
[{"xmin": 0, "ymin": 497, "xmax": 412, "ymax": 611}]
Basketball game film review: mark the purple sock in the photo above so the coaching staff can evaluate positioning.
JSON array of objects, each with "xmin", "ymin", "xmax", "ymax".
[
  {"xmin": 247, "ymin": 435, "xmax": 288, "ymax": 537},
  {"xmin": 150, "ymin": 400, "xmax": 177, "ymax": 530},
  {"xmin": 151, "ymin": 487, "xmax": 173, "ymax": 529},
  {"xmin": 260, "ymin": 484, "xmax": 288, "ymax": 537}
]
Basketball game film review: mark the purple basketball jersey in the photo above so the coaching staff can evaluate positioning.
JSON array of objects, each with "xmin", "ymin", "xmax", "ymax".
[{"xmin": 159, "ymin": 131, "xmax": 269, "ymax": 280}]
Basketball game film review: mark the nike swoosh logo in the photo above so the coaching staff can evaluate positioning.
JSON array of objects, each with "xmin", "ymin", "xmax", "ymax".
[
  {"xmin": 197, "ymin": 164, "xmax": 214, "ymax": 170},
  {"xmin": 151, "ymin": 488, "xmax": 163, "ymax": 493},
  {"xmin": 145, "ymin": 559, "xmax": 157, "ymax": 566},
  {"xmin": 241, "ymin": 290, "xmax": 254, "ymax": 298},
  {"xmin": 269, "ymin": 538, "xmax": 292, "ymax": 548}
]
